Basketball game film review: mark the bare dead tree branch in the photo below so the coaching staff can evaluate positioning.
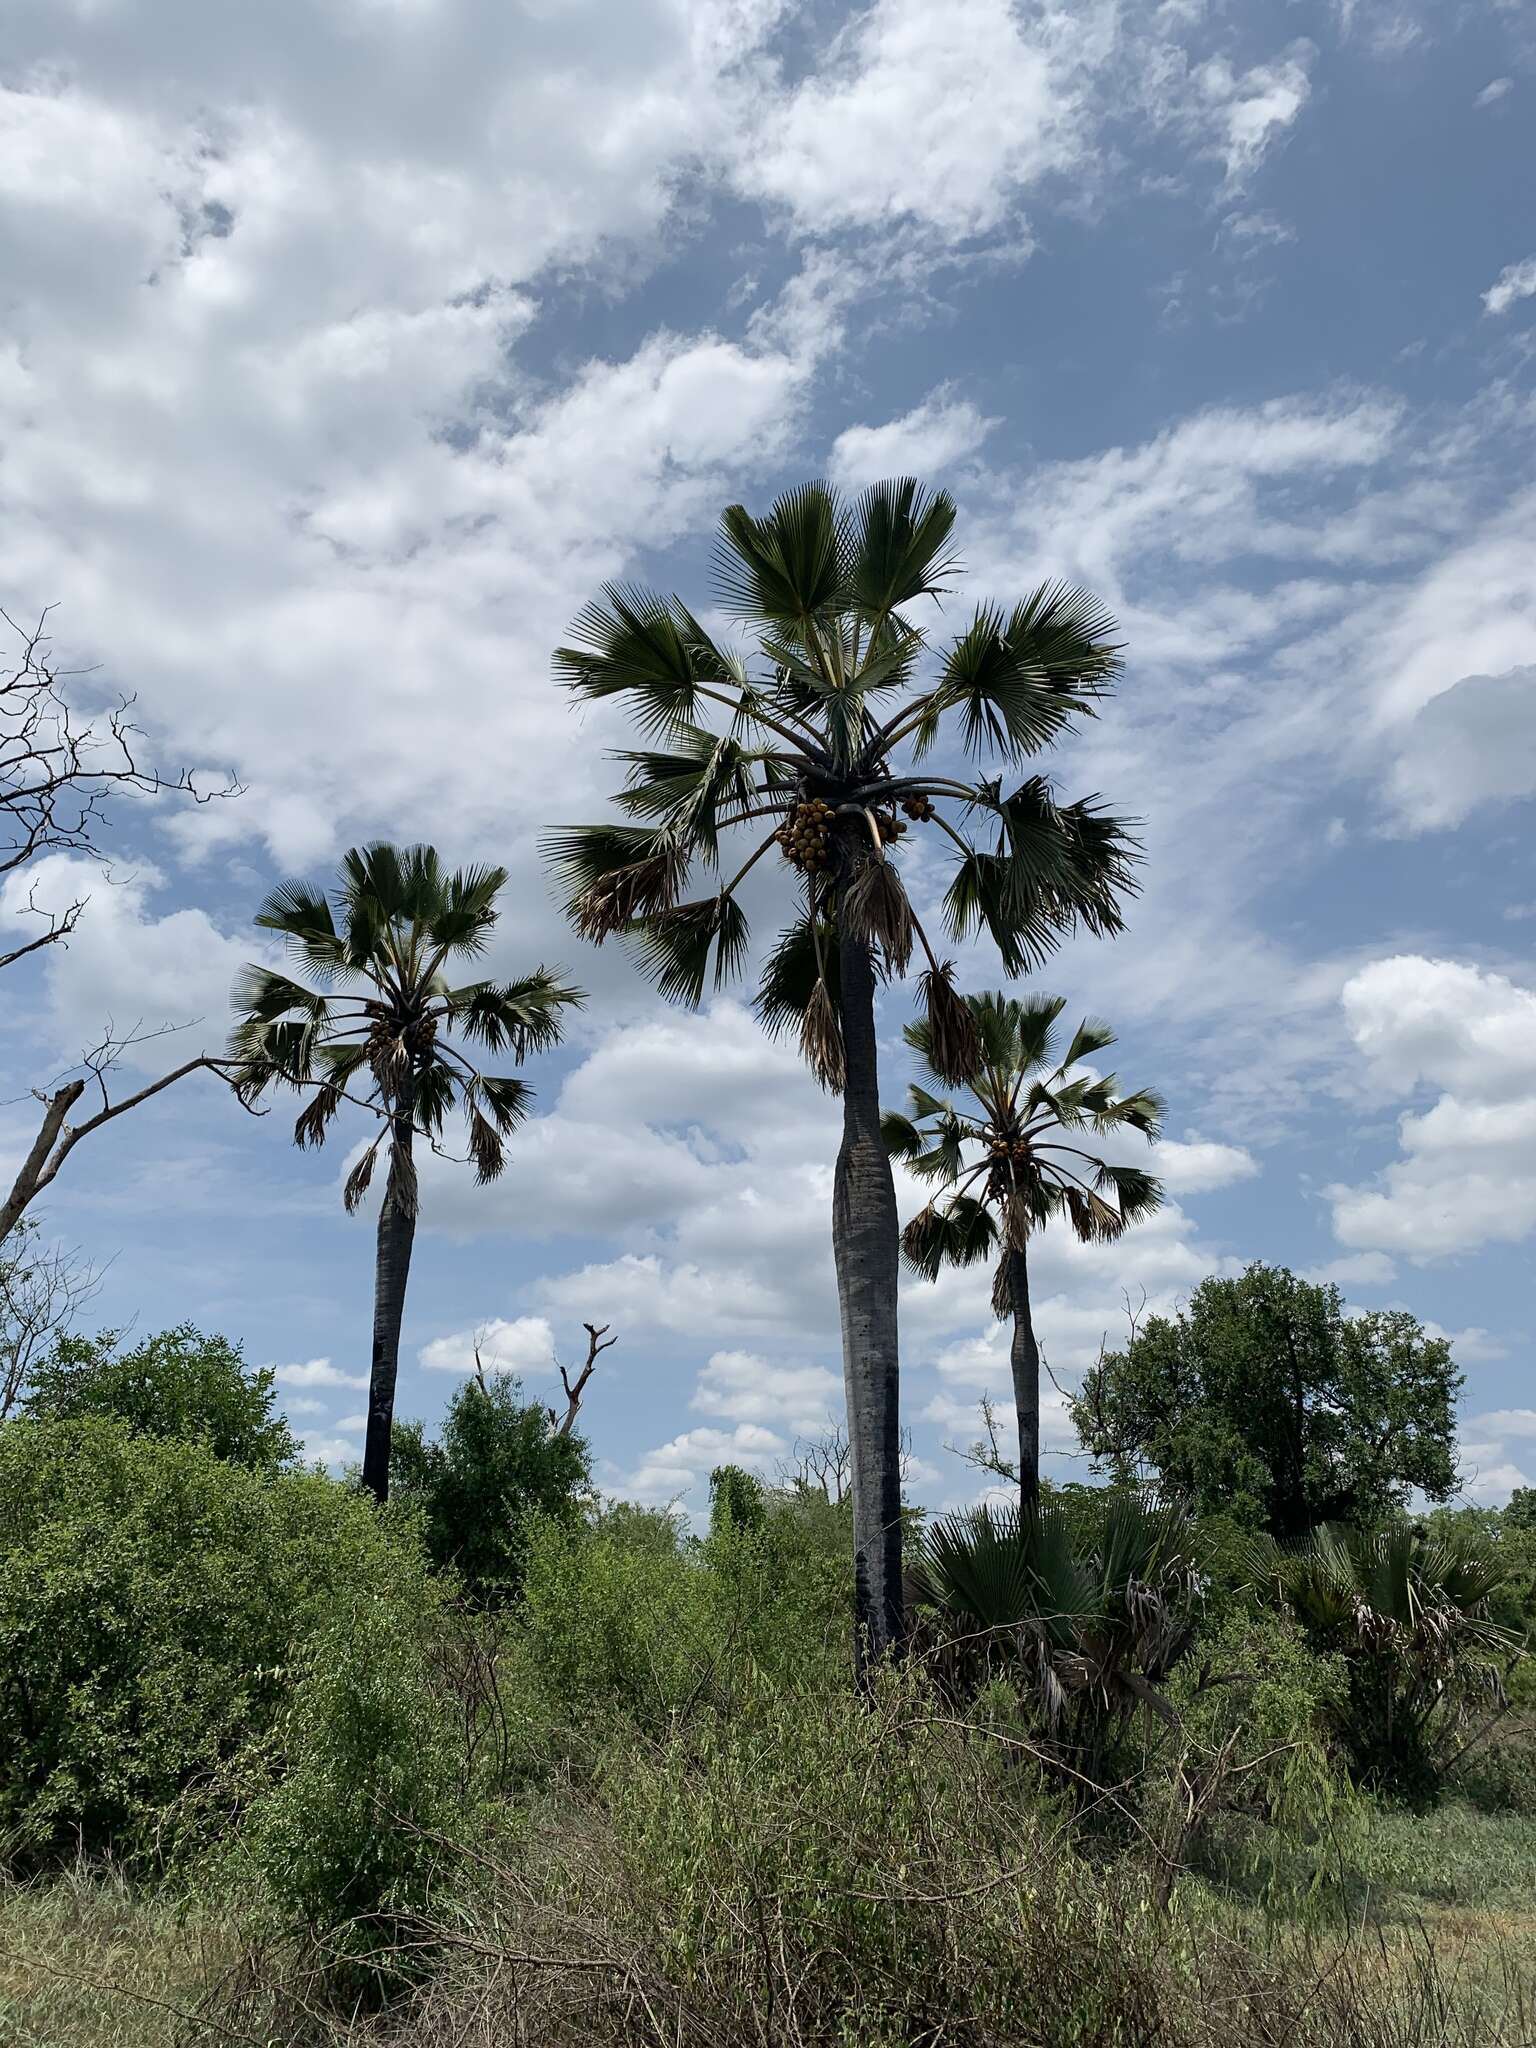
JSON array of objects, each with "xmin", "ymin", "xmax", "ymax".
[
  {"xmin": 547, "ymin": 1321, "xmax": 617, "ymax": 1436},
  {"xmin": 0, "ymin": 1220, "xmax": 104, "ymax": 1418},
  {"xmin": 946, "ymin": 1389, "xmax": 1020, "ymax": 1487},
  {"xmin": 1, "ymin": 607, "xmax": 239, "ymax": 957},
  {"xmin": 779, "ymin": 1417, "xmax": 853, "ymax": 1504}
]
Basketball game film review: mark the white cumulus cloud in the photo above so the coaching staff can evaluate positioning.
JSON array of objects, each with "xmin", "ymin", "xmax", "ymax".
[
  {"xmin": 1483, "ymin": 256, "xmax": 1536, "ymax": 316},
  {"xmin": 1329, "ymin": 956, "xmax": 1536, "ymax": 1258}
]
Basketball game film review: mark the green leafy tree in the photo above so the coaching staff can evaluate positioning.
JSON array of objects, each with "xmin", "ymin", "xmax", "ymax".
[
  {"xmin": 883, "ymin": 992, "xmax": 1162, "ymax": 1510},
  {"xmin": 0, "ymin": 1412, "xmax": 439, "ymax": 1863},
  {"xmin": 229, "ymin": 842, "xmax": 583, "ymax": 1502},
  {"xmin": 1072, "ymin": 1264, "xmax": 1462, "ymax": 1539},
  {"xmin": 546, "ymin": 480, "xmax": 1134, "ymax": 1663},
  {"xmin": 25, "ymin": 1323, "xmax": 296, "ymax": 1471},
  {"xmin": 390, "ymin": 1371, "xmax": 592, "ymax": 1600}
]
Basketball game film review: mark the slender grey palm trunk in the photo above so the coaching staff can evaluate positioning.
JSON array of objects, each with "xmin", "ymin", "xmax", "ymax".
[
  {"xmin": 361, "ymin": 1112, "xmax": 416, "ymax": 1504},
  {"xmin": 1008, "ymin": 1243, "xmax": 1041, "ymax": 1514},
  {"xmin": 833, "ymin": 890, "xmax": 903, "ymax": 1676}
]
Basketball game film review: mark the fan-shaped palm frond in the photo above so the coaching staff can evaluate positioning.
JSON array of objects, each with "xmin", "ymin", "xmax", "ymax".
[{"xmin": 908, "ymin": 1495, "xmax": 1198, "ymax": 1779}]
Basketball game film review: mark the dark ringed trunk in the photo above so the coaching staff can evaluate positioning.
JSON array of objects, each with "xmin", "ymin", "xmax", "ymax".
[
  {"xmin": 1008, "ymin": 1242, "xmax": 1041, "ymax": 1514},
  {"xmin": 832, "ymin": 866, "xmax": 903, "ymax": 1680},
  {"xmin": 361, "ymin": 1095, "xmax": 417, "ymax": 1504}
]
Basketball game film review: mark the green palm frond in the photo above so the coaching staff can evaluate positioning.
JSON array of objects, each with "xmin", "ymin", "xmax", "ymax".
[
  {"xmin": 630, "ymin": 892, "xmax": 750, "ymax": 1007},
  {"xmin": 880, "ymin": 1111, "xmax": 923, "ymax": 1160},
  {"xmin": 542, "ymin": 823, "xmax": 688, "ymax": 940},
  {"xmin": 554, "ymin": 582, "xmax": 723, "ymax": 739},
  {"xmin": 847, "ymin": 477, "xmax": 961, "ymax": 618},
  {"xmin": 901, "ymin": 1194, "xmax": 996, "ymax": 1279},
  {"xmin": 449, "ymin": 973, "xmax": 584, "ymax": 1057},
  {"xmin": 612, "ymin": 727, "xmax": 768, "ymax": 863},
  {"xmin": 1093, "ymin": 1162, "xmax": 1163, "ymax": 1220},
  {"xmin": 714, "ymin": 483, "xmax": 849, "ymax": 629},
  {"xmin": 1063, "ymin": 1015, "xmax": 1116, "ymax": 1068},
  {"xmin": 476, "ymin": 1073, "xmax": 534, "ymax": 1132},
  {"xmin": 753, "ymin": 912, "xmax": 840, "ymax": 1036},
  {"xmin": 253, "ymin": 881, "xmax": 347, "ymax": 979}
]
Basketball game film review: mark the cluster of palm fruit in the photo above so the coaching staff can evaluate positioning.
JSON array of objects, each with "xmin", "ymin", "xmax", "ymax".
[
  {"xmin": 368, "ymin": 1008, "xmax": 436, "ymax": 1078},
  {"xmin": 900, "ymin": 794, "xmax": 936, "ymax": 822},
  {"xmin": 985, "ymin": 1129, "xmax": 1031, "ymax": 1189},
  {"xmin": 776, "ymin": 795, "xmax": 836, "ymax": 872}
]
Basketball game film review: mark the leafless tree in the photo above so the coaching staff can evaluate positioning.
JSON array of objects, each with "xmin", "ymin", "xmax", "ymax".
[
  {"xmin": 0, "ymin": 1219, "xmax": 103, "ymax": 1418},
  {"xmin": 779, "ymin": 1418, "xmax": 853, "ymax": 1504},
  {"xmin": 466, "ymin": 1318, "xmax": 619, "ymax": 1437},
  {"xmin": 547, "ymin": 1322, "xmax": 617, "ymax": 1436},
  {"xmin": 2, "ymin": 606, "xmax": 234, "ymax": 971},
  {"xmin": 0, "ymin": 607, "xmax": 244, "ymax": 1243}
]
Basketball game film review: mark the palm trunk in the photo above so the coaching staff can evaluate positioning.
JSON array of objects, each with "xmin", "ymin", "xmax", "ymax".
[
  {"xmin": 832, "ymin": 884, "xmax": 903, "ymax": 1677},
  {"xmin": 1008, "ymin": 1243, "xmax": 1041, "ymax": 1513},
  {"xmin": 361, "ymin": 1109, "xmax": 417, "ymax": 1504}
]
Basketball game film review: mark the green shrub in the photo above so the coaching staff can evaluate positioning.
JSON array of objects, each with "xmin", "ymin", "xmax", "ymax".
[
  {"xmin": 390, "ymin": 1372, "xmax": 592, "ymax": 1602},
  {"xmin": 0, "ymin": 1415, "xmax": 433, "ymax": 1866},
  {"xmin": 25, "ymin": 1324, "xmax": 297, "ymax": 1471},
  {"xmin": 1253, "ymin": 1521, "xmax": 1519, "ymax": 1804},
  {"xmin": 1157, "ymin": 1601, "xmax": 1360, "ymax": 1908},
  {"xmin": 514, "ymin": 1491, "xmax": 850, "ymax": 1740},
  {"xmin": 239, "ymin": 1592, "xmax": 458, "ymax": 1981}
]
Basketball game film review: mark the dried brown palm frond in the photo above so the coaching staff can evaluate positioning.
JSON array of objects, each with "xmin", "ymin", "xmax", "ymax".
[
  {"xmin": 842, "ymin": 849, "xmax": 914, "ymax": 975},
  {"xmin": 917, "ymin": 959, "xmax": 982, "ymax": 1084},
  {"xmin": 572, "ymin": 845, "xmax": 684, "ymax": 941},
  {"xmin": 343, "ymin": 1136, "xmax": 384, "ymax": 1215},
  {"xmin": 386, "ymin": 1140, "xmax": 420, "ymax": 1220},
  {"xmin": 293, "ymin": 1083, "xmax": 340, "ymax": 1150},
  {"xmin": 991, "ymin": 1256, "xmax": 1012, "ymax": 1317},
  {"xmin": 800, "ymin": 976, "xmax": 846, "ymax": 1092}
]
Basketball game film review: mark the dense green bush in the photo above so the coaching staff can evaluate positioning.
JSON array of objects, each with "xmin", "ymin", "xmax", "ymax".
[
  {"xmin": 0, "ymin": 1415, "xmax": 435, "ymax": 1864},
  {"xmin": 390, "ymin": 1372, "xmax": 591, "ymax": 1601},
  {"xmin": 239, "ymin": 1591, "xmax": 459, "ymax": 1981},
  {"xmin": 26, "ymin": 1324, "xmax": 297, "ymax": 1471},
  {"xmin": 513, "ymin": 1487, "xmax": 850, "ymax": 1739}
]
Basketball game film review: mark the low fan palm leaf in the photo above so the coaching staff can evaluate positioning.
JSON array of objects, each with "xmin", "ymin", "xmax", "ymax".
[
  {"xmin": 1245, "ymin": 1520, "xmax": 1522, "ymax": 1795},
  {"xmin": 230, "ymin": 842, "xmax": 583, "ymax": 1502},
  {"xmin": 884, "ymin": 990, "xmax": 1163, "ymax": 1511},
  {"xmin": 546, "ymin": 480, "xmax": 1137, "ymax": 1669},
  {"xmin": 909, "ymin": 1496, "xmax": 1199, "ymax": 1784}
]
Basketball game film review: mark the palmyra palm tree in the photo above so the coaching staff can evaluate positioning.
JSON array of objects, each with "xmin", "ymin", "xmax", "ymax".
[
  {"xmin": 545, "ymin": 480, "xmax": 1136, "ymax": 1664},
  {"xmin": 884, "ymin": 993, "xmax": 1163, "ymax": 1510},
  {"xmin": 229, "ymin": 843, "xmax": 582, "ymax": 1502}
]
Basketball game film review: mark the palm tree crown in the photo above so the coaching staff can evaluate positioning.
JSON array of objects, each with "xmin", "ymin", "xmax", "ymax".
[
  {"xmin": 544, "ymin": 480, "xmax": 1137, "ymax": 1083},
  {"xmin": 230, "ymin": 842, "xmax": 583, "ymax": 1504},
  {"xmin": 230, "ymin": 842, "xmax": 582, "ymax": 1199},
  {"xmin": 884, "ymin": 992, "xmax": 1165, "ymax": 1306}
]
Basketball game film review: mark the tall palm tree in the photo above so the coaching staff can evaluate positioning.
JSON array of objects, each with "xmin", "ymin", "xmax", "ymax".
[
  {"xmin": 545, "ymin": 480, "xmax": 1137, "ymax": 1665},
  {"xmin": 229, "ymin": 843, "xmax": 583, "ymax": 1502},
  {"xmin": 883, "ymin": 993, "xmax": 1163, "ymax": 1510}
]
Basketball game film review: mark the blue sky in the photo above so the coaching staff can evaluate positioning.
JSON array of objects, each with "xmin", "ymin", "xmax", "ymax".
[{"xmin": 2, "ymin": 0, "xmax": 1534, "ymax": 1513}]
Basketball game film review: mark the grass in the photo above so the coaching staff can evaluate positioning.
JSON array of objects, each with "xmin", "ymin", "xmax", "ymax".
[
  {"xmin": 0, "ymin": 1865, "xmax": 241, "ymax": 2048},
  {"xmin": 3, "ymin": 1797, "xmax": 1534, "ymax": 2047}
]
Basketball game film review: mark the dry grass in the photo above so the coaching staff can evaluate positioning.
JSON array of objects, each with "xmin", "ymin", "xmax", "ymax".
[{"xmin": 0, "ymin": 1864, "xmax": 246, "ymax": 2047}]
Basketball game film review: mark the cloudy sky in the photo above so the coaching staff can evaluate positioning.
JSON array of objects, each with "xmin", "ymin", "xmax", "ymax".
[{"xmin": 3, "ymin": 0, "xmax": 1534, "ymax": 1513}]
